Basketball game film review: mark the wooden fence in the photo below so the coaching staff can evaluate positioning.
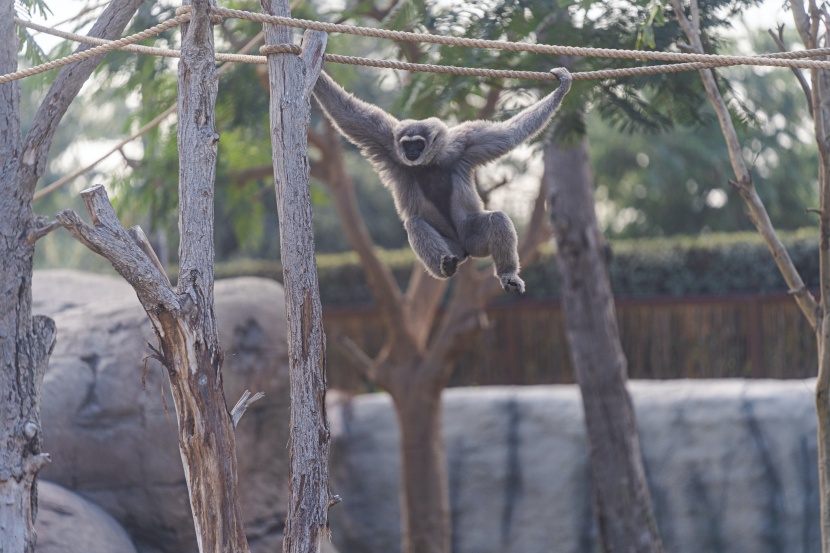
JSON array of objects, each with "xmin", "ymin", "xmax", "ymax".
[{"xmin": 323, "ymin": 293, "xmax": 817, "ymax": 392}]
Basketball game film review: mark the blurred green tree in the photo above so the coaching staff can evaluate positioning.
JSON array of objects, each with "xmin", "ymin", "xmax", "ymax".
[{"xmin": 591, "ymin": 29, "xmax": 818, "ymax": 238}]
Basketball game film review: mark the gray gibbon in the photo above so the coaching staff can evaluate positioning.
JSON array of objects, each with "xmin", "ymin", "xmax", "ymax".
[{"xmin": 312, "ymin": 67, "xmax": 572, "ymax": 294}]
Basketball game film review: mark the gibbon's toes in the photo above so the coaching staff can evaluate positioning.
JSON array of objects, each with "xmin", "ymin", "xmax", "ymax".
[
  {"xmin": 440, "ymin": 255, "xmax": 460, "ymax": 278},
  {"xmin": 499, "ymin": 273, "xmax": 526, "ymax": 295}
]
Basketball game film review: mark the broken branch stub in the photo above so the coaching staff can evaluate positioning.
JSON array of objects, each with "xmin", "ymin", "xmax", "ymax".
[{"xmin": 56, "ymin": 184, "xmax": 179, "ymax": 313}]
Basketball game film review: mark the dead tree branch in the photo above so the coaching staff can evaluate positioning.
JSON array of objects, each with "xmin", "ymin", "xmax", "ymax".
[
  {"xmin": 672, "ymin": 0, "xmax": 819, "ymax": 331},
  {"xmin": 260, "ymin": 2, "xmax": 334, "ymax": 551}
]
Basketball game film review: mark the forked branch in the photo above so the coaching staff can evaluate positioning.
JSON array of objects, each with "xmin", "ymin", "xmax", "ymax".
[{"xmin": 56, "ymin": 184, "xmax": 179, "ymax": 312}]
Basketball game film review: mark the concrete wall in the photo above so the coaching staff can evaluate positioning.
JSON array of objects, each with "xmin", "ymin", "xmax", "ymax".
[{"xmin": 328, "ymin": 380, "xmax": 820, "ymax": 553}]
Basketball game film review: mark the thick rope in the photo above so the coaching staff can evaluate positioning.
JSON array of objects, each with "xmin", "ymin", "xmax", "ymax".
[
  {"xmin": 18, "ymin": 5, "xmax": 830, "ymax": 201},
  {"xmin": 31, "ymin": 26, "xmax": 267, "ymax": 202},
  {"xmin": 209, "ymin": 6, "xmax": 830, "ymax": 70},
  {"xmin": 15, "ymin": 16, "xmax": 830, "ymax": 86},
  {"xmin": 0, "ymin": 13, "xmax": 191, "ymax": 84},
  {"xmin": 15, "ymin": 17, "xmax": 263, "ymax": 65}
]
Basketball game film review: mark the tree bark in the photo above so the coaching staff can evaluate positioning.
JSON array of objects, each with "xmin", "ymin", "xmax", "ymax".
[
  {"xmin": 0, "ymin": 1, "xmax": 140, "ymax": 551},
  {"xmin": 259, "ymin": 3, "xmax": 334, "ymax": 552},
  {"xmin": 787, "ymin": 2, "xmax": 830, "ymax": 547},
  {"xmin": 547, "ymin": 139, "xmax": 664, "ymax": 553},
  {"xmin": 392, "ymin": 382, "xmax": 450, "ymax": 553},
  {"xmin": 58, "ymin": 1, "xmax": 251, "ymax": 551}
]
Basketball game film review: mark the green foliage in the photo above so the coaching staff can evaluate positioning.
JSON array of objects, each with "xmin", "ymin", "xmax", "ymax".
[
  {"xmin": 215, "ymin": 248, "xmax": 415, "ymax": 305},
  {"xmin": 391, "ymin": 0, "xmax": 760, "ymax": 138},
  {"xmin": 215, "ymin": 228, "xmax": 821, "ymax": 305},
  {"xmin": 591, "ymin": 28, "xmax": 819, "ymax": 238},
  {"xmin": 15, "ymin": 0, "xmax": 51, "ymax": 65},
  {"xmin": 35, "ymin": 0, "xmax": 807, "ymax": 267},
  {"xmin": 636, "ymin": 1, "xmax": 665, "ymax": 49},
  {"xmin": 607, "ymin": 229, "xmax": 819, "ymax": 297}
]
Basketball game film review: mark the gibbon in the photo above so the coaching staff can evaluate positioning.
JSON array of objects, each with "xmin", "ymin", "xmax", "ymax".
[{"xmin": 313, "ymin": 68, "xmax": 572, "ymax": 293}]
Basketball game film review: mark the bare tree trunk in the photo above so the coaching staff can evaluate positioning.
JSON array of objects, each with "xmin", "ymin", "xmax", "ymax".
[
  {"xmin": 58, "ymin": 2, "xmax": 251, "ymax": 551},
  {"xmin": 0, "ymin": 1, "xmax": 140, "ymax": 550},
  {"xmin": 547, "ymin": 139, "xmax": 664, "ymax": 553},
  {"xmin": 787, "ymin": 3, "xmax": 830, "ymax": 548},
  {"xmin": 0, "ymin": 10, "xmax": 54, "ymax": 552},
  {"xmin": 259, "ymin": 3, "xmax": 334, "ymax": 552},
  {"xmin": 389, "ymin": 378, "xmax": 450, "ymax": 553}
]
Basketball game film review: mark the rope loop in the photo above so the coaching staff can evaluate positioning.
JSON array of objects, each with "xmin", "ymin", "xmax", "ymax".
[{"xmin": 260, "ymin": 44, "xmax": 302, "ymax": 56}]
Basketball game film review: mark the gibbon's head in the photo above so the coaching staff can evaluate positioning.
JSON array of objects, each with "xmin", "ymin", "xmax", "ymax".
[{"xmin": 394, "ymin": 118, "xmax": 448, "ymax": 166}]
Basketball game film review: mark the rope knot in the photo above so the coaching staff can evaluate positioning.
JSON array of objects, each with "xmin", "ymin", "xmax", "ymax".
[
  {"xmin": 260, "ymin": 44, "xmax": 303, "ymax": 56},
  {"xmin": 174, "ymin": 6, "xmax": 222, "ymax": 25}
]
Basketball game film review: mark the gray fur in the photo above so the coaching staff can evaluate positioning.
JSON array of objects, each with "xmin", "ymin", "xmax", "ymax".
[{"xmin": 313, "ymin": 68, "xmax": 573, "ymax": 293}]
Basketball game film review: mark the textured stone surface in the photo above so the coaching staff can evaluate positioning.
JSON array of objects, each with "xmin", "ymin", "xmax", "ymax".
[
  {"xmin": 328, "ymin": 380, "xmax": 820, "ymax": 553},
  {"xmin": 34, "ymin": 270, "xmax": 291, "ymax": 553},
  {"xmin": 35, "ymin": 481, "xmax": 137, "ymax": 553}
]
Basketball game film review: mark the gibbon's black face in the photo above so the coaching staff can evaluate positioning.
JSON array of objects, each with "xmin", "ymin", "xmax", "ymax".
[
  {"xmin": 394, "ymin": 119, "xmax": 448, "ymax": 166},
  {"xmin": 401, "ymin": 137, "xmax": 426, "ymax": 161}
]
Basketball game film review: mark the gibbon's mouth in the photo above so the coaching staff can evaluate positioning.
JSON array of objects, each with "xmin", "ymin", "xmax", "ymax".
[{"xmin": 402, "ymin": 138, "xmax": 426, "ymax": 161}]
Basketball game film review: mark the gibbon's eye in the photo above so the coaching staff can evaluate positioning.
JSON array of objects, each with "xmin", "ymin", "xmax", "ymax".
[{"xmin": 402, "ymin": 138, "xmax": 426, "ymax": 161}]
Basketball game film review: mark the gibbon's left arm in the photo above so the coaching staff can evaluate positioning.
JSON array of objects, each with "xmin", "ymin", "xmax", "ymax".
[{"xmin": 452, "ymin": 68, "xmax": 572, "ymax": 167}]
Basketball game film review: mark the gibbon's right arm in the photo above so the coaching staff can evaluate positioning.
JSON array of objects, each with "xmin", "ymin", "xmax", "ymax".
[
  {"xmin": 313, "ymin": 71, "xmax": 398, "ymax": 161},
  {"xmin": 451, "ymin": 67, "xmax": 573, "ymax": 168}
]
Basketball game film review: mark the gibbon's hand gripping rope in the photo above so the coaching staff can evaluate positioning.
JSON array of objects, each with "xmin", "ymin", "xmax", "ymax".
[{"xmin": 8, "ymin": 5, "xmax": 830, "ymax": 86}]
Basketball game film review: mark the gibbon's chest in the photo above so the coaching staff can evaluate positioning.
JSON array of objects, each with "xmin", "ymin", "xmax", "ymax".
[{"xmin": 408, "ymin": 165, "xmax": 456, "ymax": 227}]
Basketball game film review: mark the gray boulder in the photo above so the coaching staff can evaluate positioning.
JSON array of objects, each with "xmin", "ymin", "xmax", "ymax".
[
  {"xmin": 35, "ymin": 480, "xmax": 137, "ymax": 553},
  {"xmin": 34, "ymin": 270, "xmax": 291, "ymax": 553},
  {"xmin": 328, "ymin": 380, "xmax": 820, "ymax": 553}
]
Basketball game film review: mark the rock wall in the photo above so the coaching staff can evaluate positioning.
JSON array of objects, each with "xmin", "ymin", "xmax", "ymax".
[
  {"xmin": 35, "ymin": 481, "xmax": 138, "ymax": 553},
  {"xmin": 34, "ymin": 270, "xmax": 291, "ymax": 553},
  {"xmin": 328, "ymin": 380, "xmax": 820, "ymax": 553}
]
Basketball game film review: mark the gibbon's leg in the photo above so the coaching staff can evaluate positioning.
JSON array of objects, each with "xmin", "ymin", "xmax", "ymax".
[
  {"xmin": 461, "ymin": 211, "xmax": 525, "ymax": 293},
  {"xmin": 405, "ymin": 216, "xmax": 466, "ymax": 279}
]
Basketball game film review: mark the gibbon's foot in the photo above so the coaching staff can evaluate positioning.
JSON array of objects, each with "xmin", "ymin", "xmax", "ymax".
[
  {"xmin": 440, "ymin": 255, "xmax": 460, "ymax": 278},
  {"xmin": 499, "ymin": 273, "xmax": 526, "ymax": 294}
]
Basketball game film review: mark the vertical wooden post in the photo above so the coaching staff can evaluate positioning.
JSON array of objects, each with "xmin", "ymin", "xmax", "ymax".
[
  {"xmin": 259, "ymin": 3, "xmax": 334, "ymax": 552},
  {"xmin": 60, "ymin": 2, "xmax": 252, "ymax": 551},
  {"xmin": 171, "ymin": 1, "xmax": 251, "ymax": 550}
]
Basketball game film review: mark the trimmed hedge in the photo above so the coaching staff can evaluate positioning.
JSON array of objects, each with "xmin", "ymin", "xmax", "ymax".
[{"xmin": 215, "ymin": 228, "xmax": 820, "ymax": 305}]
